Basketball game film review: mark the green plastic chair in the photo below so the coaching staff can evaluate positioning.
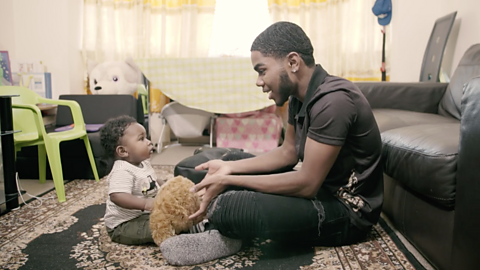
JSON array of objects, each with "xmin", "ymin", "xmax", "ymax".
[
  {"xmin": 136, "ymin": 84, "xmax": 149, "ymax": 115},
  {"xmin": 0, "ymin": 86, "xmax": 99, "ymax": 202}
]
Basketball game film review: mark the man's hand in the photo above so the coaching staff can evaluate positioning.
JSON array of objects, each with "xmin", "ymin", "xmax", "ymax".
[
  {"xmin": 195, "ymin": 160, "xmax": 232, "ymax": 177},
  {"xmin": 188, "ymin": 175, "xmax": 227, "ymax": 220},
  {"xmin": 189, "ymin": 160, "xmax": 233, "ymax": 219}
]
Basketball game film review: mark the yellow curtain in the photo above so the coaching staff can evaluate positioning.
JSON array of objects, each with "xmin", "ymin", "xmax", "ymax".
[{"xmin": 268, "ymin": 0, "xmax": 390, "ymax": 81}]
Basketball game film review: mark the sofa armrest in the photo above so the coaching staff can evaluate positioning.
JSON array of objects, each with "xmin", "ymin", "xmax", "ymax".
[
  {"xmin": 355, "ymin": 82, "xmax": 448, "ymax": 113},
  {"xmin": 57, "ymin": 95, "xmax": 140, "ymax": 126},
  {"xmin": 452, "ymin": 76, "xmax": 480, "ymax": 269}
]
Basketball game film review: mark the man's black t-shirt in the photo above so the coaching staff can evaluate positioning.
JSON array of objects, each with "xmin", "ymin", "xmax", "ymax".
[{"xmin": 288, "ymin": 64, "xmax": 383, "ymax": 230}]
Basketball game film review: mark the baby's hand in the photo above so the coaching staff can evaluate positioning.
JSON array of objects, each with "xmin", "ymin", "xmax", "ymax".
[
  {"xmin": 156, "ymin": 178, "xmax": 166, "ymax": 187},
  {"xmin": 143, "ymin": 198, "xmax": 155, "ymax": 212}
]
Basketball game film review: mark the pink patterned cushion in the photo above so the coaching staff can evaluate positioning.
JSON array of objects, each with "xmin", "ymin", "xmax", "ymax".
[{"xmin": 216, "ymin": 112, "xmax": 282, "ymax": 153}]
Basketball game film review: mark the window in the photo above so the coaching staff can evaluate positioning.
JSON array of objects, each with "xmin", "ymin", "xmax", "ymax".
[{"xmin": 208, "ymin": 0, "xmax": 270, "ymax": 57}]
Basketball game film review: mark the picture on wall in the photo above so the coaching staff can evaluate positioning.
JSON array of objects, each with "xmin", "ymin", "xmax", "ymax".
[{"xmin": 0, "ymin": 51, "xmax": 13, "ymax": 86}]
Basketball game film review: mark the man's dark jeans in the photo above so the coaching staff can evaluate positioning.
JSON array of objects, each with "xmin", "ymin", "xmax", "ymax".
[{"xmin": 191, "ymin": 152, "xmax": 370, "ymax": 247}]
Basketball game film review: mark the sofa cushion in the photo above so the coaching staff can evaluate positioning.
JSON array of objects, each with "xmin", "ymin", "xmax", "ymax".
[
  {"xmin": 373, "ymin": 109, "xmax": 458, "ymax": 132},
  {"xmin": 438, "ymin": 44, "xmax": 480, "ymax": 120},
  {"xmin": 381, "ymin": 123, "xmax": 460, "ymax": 208},
  {"xmin": 58, "ymin": 94, "xmax": 142, "ymax": 125},
  {"xmin": 87, "ymin": 132, "xmax": 104, "ymax": 157}
]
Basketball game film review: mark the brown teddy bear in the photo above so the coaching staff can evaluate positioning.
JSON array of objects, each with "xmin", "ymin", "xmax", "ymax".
[{"xmin": 149, "ymin": 175, "xmax": 206, "ymax": 246}]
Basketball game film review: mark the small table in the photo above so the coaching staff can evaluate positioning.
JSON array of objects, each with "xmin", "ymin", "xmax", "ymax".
[
  {"xmin": 37, "ymin": 103, "xmax": 57, "ymax": 111},
  {"xmin": 135, "ymin": 57, "xmax": 275, "ymax": 114},
  {"xmin": 37, "ymin": 103, "xmax": 57, "ymax": 126},
  {"xmin": 0, "ymin": 95, "xmax": 21, "ymax": 211}
]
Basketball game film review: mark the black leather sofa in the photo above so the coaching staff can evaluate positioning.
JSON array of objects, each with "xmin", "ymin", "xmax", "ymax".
[
  {"xmin": 16, "ymin": 94, "xmax": 146, "ymax": 180},
  {"xmin": 355, "ymin": 44, "xmax": 480, "ymax": 270}
]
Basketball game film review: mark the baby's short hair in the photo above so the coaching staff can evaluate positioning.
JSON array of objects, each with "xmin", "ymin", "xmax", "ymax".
[{"xmin": 100, "ymin": 115, "xmax": 137, "ymax": 158}]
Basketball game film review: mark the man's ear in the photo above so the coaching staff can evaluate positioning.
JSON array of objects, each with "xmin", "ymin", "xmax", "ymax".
[
  {"xmin": 286, "ymin": 52, "xmax": 300, "ymax": 72},
  {"xmin": 116, "ymin": 145, "xmax": 128, "ymax": 158}
]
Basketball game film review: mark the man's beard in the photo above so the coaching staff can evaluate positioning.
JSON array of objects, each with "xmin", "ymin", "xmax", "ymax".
[{"xmin": 276, "ymin": 70, "xmax": 295, "ymax": 106}]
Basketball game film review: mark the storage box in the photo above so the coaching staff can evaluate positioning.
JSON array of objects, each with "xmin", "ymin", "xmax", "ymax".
[{"xmin": 216, "ymin": 113, "xmax": 282, "ymax": 154}]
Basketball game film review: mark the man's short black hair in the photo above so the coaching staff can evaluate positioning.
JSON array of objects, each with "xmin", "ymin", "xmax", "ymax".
[
  {"xmin": 100, "ymin": 115, "xmax": 137, "ymax": 158},
  {"xmin": 251, "ymin": 21, "xmax": 315, "ymax": 67}
]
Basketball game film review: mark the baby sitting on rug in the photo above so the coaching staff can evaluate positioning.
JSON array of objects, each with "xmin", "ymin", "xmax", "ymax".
[
  {"xmin": 100, "ymin": 115, "xmax": 166, "ymax": 245},
  {"xmin": 100, "ymin": 115, "xmax": 241, "ymax": 265}
]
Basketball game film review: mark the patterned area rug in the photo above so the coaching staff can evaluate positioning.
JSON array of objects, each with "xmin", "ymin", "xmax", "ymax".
[{"xmin": 0, "ymin": 165, "xmax": 426, "ymax": 270}]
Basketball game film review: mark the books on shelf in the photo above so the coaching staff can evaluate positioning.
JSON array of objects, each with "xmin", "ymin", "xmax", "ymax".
[
  {"xmin": 13, "ymin": 72, "xmax": 52, "ymax": 98},
  {"xmin": 10, "ymin": 59, "xmax": 52, "ymax": 98}
]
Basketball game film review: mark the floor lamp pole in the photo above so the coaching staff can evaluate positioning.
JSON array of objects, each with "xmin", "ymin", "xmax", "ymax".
[{"xmin": 381, "ymin": 26, "xmax": 386, "ymax": 81}]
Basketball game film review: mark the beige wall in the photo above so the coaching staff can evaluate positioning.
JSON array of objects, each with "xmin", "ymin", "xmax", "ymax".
[
  {"xmin": 0, "ymin": 0, "xmax": 84, "ymax": 99},
  {"xmin": 390, "ymin": 0, "xmax": 480, "ymax": 82}
]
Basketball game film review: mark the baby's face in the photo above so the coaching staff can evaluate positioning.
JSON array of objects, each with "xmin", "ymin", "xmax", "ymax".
[{"xmin": 121, "ymin": 123, "xmax": 153, "ymax": 165}]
